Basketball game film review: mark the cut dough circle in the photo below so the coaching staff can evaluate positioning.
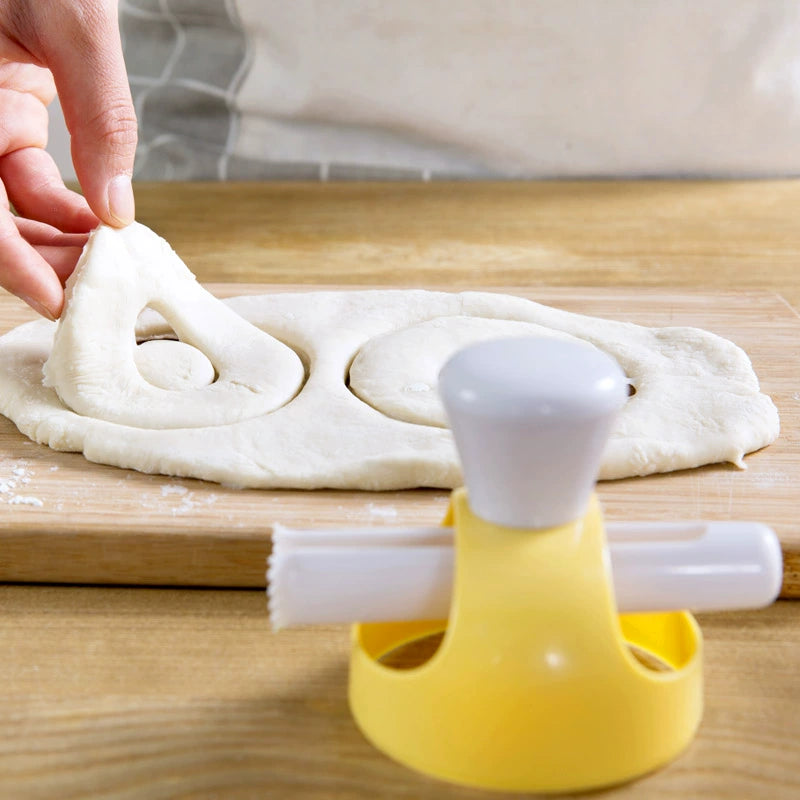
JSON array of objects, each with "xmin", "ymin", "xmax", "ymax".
[
  {"xmin": 135, "ymin": 340, "xmax": 216, "ymax": 390},
  {"xmin": 42, "ymin": 224, "xmax": 305, "ymax": 429},
  {"xmin": 349, "ymin": 317, "xmax": 584, "ymax": 426},
  {"xmin": 0, "ymin": 224, "xmax": 780, "ymax": 490}
]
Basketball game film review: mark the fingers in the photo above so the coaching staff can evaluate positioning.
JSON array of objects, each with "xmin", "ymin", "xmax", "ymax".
[
  {"xmin": 0, "ymin": 85, "xmax": 49, "ymax": 152},
  {"xmin": 1, "ymin": 146, "xmax": 98, "ymax": 233},
  {"xmin": 0, "ymin": 2, "xmax": 131, "ymax": 317},
  {"xmin": 14, "ymin": 216, "xmax": 89, "ymax": 249},
  {"xmin": 0, "ymin": 60, "xmax": 57, "ymax": 106},
  {"xmin": 0, "ymin": 205, "xmax": 64, "ymax": 318},
  {"xmin": 32, "ymin": 2, "xmax": 137, "ymax": 227},
  {"xmin": 27, "ymin": 243, "xmax": 84, "ymax": 284},
  {"xmin": 13, "ymin": 216, "xmax": 88, "ymax": 289}
]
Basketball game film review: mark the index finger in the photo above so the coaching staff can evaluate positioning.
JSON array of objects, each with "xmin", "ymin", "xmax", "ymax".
[{"xmin": 34, "ymin": 1, "xmax": 138, "ymax": 227}]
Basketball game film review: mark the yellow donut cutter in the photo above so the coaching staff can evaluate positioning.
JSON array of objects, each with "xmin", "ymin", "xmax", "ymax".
[
  {"xmin": 350, "ymin": 489, "xmax": 702, "ymax": 793},
  {"xmin": 271, "ymin": 337, "xmax": 780, "ymax": 793}
]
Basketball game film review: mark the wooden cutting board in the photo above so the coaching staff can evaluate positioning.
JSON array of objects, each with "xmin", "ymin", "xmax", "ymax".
[{"xmin": 0, "ymin": 285, "xmax": 797, "ymax": 596}]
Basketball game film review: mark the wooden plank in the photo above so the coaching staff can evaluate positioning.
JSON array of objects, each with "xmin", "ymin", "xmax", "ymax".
[
  {"xmin": 134, "ymin": 181, "xmax": 800, "ymax": 310},
  {"xmin": 0, "ymin": 286, "xmax": 797, "ymax": 594},
  {"xmin": 1, "ymin": 584, "xmax": 798, "ymax": 799}
]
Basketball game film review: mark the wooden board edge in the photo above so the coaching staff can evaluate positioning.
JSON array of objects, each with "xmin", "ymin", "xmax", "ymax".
[
  {"xmin": 3, "ymin": 529, "xmax": 799, "ymax": 599},
  {"xmin": 0, "ymin": 530, "xmax": 270, "ymax": 587}
]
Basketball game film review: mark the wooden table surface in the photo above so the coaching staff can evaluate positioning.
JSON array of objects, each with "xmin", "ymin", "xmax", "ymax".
[{"xmin": 2, "ymin": 181, "xmax": 800, "ymax": 799}]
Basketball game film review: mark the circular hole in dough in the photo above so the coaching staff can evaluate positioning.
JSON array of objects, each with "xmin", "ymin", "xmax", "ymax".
[
  {"xmin": 135, "ymin": 305, "xmax": 174, "ymax": 342},
  {"xmin": 134, "ymin": 339, "xmax": 217, "ymax": 391}
]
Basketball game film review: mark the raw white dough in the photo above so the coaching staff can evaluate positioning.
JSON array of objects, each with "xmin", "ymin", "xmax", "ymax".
[
  {"xmin": 134, "ymin": 340, "xmax": 216, "ymax": 390},
  {"xmin": 0, "ymin": 224, "xmax": 780, "ymax": 490},
  {"xmin": 350, "ymin": 317, "xmax": 585, "ymax": 427},
  {"xmin": 42, "ymin": 223, "xmax": 305, "ymax": 429}
]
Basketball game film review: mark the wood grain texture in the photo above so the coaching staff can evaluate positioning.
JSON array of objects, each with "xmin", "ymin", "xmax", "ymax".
[
  {"xmin": 0, "ymin": 585, "xmax": 798, "ymax": 800},
  {"xmin": 0, "ymin": 286, "xmax": 797, "ymax": 593},
  {"xmin": 134, "ymin": 181, "xmax": 800, "ymax": 308},
  {"xmin": 1, "ymin": 182, "xmax": 798, "ymax": 800}
]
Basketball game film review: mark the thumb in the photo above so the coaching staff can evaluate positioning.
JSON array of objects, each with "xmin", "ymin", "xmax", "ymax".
[{"xmin": 38, "ymin": 2, "xmax": 137, "ymax": 227}]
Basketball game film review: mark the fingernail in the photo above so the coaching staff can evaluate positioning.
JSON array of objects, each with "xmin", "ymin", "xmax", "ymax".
[
  {"xmin": 107, "ymin": 174, "xmax": 135, "ymax": 226},
  {"xmin": 19, "ymin": 294, "xmax": 57, "ymax": 321}
]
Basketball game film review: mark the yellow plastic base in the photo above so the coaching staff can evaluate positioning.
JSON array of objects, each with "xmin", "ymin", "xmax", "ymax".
[{"xmin": 349, "ymin": 490, "xmax": 703, "ymax": 793}]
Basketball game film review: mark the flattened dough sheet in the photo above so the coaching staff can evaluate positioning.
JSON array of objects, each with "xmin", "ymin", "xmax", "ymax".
[{"xmin": 0, "ymin": 224, "xmax": 779, "ymax": 489}]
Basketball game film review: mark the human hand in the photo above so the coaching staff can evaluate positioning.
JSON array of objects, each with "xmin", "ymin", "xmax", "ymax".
[{"xmin": 0, "ymin": 1, "xmax": 137, "ymax": 319}]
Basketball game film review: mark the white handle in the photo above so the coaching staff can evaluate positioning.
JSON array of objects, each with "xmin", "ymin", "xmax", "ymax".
[
  {"xmin": 438, "ymin": 337, "xmax": 628, "ymax": 528},
  {"xmin": 609, "ymin": 521, "xmax": 783, "ymax": 613},
  {"xmin": 268, "ymin": 520, "xmax": 783, "ymax": 629}
]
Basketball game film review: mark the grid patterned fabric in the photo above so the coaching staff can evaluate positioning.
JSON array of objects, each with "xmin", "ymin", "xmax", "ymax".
[
  {"xmin": 121, "ymin": 0, "xmax": 251, "ymax": 179},
  {"xmin": 120, "ymin": 0, "xmax": 440, "ymax": 181}
]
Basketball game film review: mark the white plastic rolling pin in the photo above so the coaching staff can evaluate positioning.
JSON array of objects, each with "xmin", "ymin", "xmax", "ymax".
[{"xmin": 268, "ymin": 338, "xmax": 783, "ymax": 629}]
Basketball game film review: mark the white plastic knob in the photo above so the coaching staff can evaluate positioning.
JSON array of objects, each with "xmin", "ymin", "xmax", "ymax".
[{"xmin": 438, "ymin": 337, "xmax": 628, "ymax": 529}]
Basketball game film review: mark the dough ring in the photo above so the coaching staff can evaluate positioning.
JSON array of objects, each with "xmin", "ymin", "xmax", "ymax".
[
  {"xmin": 43, "ymin": 224, "xmax": 305, "ymax": 429},
  {"xmin": 134, "ymin": 339, "xmax": 217, "ymax": 391}
]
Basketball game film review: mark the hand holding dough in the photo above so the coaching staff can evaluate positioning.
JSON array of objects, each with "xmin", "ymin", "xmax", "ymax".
[{"xmin": 0, "ymin": 224, "xmax": 780, "ymax": 489}]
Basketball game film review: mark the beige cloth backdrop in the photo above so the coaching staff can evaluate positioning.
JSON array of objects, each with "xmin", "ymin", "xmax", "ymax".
[{"xmin": 45, "ymin": 0, "xmax": 800, "ymax": 181}]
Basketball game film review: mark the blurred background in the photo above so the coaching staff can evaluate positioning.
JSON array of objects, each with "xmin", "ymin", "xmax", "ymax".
[{"xmin": 47, "ymin": 99, "xmax": 75, "ymax": 182}]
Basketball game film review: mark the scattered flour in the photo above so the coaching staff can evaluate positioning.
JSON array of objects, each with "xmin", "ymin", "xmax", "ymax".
[
  {"xmin": 161, "ymin": 483, "xmax": 189, "ymax": 497},
  {"xmin": 751, "ymin": 470, "xmax": 793, "ymax": 490},
  {"xmin": 0, "ymin": 460, "xmax": 43, "ymax": 508},
  {"xmin": 9, "ymin": 495, "xmax": 43, "ymax": 507},
  {"xmin": 366, "ymin": 502, "xmax": 399, "ymax": 520},
  {"xmin": 172, "ymin": 491, "xmax": 219, "ymax": 516},
  {"xmin": 139, "ymin": 483, "xmax": 221, "ymax": 515}
]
